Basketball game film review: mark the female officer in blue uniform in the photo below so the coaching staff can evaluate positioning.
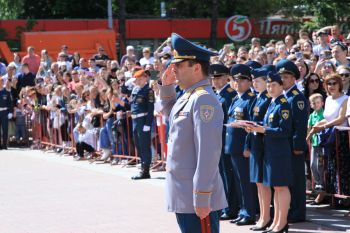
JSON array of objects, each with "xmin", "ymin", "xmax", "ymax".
[
  {"xmin": 245, "ymin": 68, "xmax": 272, "ymax": 231},
  {"xmin": 247, "ymin": 72, "xmax": 292, "ymax": 233}
]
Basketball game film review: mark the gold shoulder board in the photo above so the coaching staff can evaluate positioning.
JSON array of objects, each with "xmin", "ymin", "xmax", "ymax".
[{"xmin": 194, "ymin": 87, "xmax": 208, "ymax": 96}]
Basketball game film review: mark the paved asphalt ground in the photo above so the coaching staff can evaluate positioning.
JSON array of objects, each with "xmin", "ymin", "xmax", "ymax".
[{"xmin": 0, "ymin": 148, "xmax": 349, "ymax": 233}]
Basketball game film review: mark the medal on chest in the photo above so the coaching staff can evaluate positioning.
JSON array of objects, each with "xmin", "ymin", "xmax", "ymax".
[{"xmin": 234, "ymin": 107, "xmax": 244, "ymax": 120}]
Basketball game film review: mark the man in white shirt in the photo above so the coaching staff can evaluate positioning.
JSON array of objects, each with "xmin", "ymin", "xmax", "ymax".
[{"xmin": 139, "ymin": 47, "xmax": 154, "ymax": 67}]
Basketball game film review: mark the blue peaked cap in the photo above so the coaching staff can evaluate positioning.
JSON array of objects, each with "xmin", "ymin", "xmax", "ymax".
[
  {"xmin": 261, "ymin": 64, "xmax": 276, "ymax": 73},
  {"xmin": 210, "ymin": 64, "xmax": 229, "ymax": 77},
  {"xmin": 267, "ymin": 71, "xmax": 283, "ymax": 85},
  {"xmin": 251, "ymin": 68, "xmax": 269, "ymax": 80},
  {"xmin": 245, "ymin": 60, "xmax": 262, "ymax": 70},
  {"xmin": 230, "ymin": 64, "xmax": 252, "ymax": 80},
  {"xmin": 171, "ymin": 33, "xmax": 218, "ymax": 63},
  {"xmin": 276, "ymin": 59, "xmax": 300, "ymax": 79}
]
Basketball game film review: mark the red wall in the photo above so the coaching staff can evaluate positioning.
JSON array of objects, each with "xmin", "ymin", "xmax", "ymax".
[
  {"xmin": 0, "ymin": 19, "xmax": 233, "ymax": 40},
  {"xmin": 0, "ymin": 18, "xmax": 301, "ymax": 41}
]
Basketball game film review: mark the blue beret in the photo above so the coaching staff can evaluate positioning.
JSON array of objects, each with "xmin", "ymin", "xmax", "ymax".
[
  {"xmin": 251, "ymin": 68, "xmax": 268, "ymax": 80},
  {"xmin": 267, "ymin": 72, "xmax": 283, "ymax": 85},
  {"xmin": 210, "ymin": 64, "xmax": 229, "ymax": 77},
  {"xmin": 245, "ymin": 60, "xmax": 262, "ymax": 70},
  {"xmin": 261, "ymin": 64, "xmax": 276, "ymax": 73},
  {"xmin": 276, "ymin": 59, "xmax": 300, "ymax": 78},
  {"xmin": 171, "ymin": 33, "xmax": 217, "ymax": 63},
  {"xmin": 230, "ymin": 64, "xmax": 252, "ymax": 80}
]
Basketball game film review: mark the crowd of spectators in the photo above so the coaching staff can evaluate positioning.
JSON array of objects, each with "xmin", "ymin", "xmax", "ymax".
[{"xmin": 1, "ymin": 24, "xmax": 350, "ymax": 207}]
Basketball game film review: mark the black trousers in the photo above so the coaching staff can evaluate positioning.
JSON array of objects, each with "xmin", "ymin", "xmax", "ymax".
[
  {"xmin": 76, "ymin": 142, "xmax": 95, "ymax": 157},
  {"xmin": 0, "ymin": 111, "xmax": 8, "ymax": 146}
]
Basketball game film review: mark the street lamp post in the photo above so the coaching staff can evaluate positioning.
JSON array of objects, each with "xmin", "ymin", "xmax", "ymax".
[{"xmin": 108, "ymin": 0, "xmax": 113, "ymax": 29}]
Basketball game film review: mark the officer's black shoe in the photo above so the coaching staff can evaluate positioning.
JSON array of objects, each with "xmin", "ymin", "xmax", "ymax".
[
  {"xmin": 250, "ymin": 220, "xmax": 272, "ymax": 231},
  {"xmin": 229, "ymin": 216, "xmax": 242, "ymax": 224},
  {"xmin": 2, "ymin": 145, "xmax": 7, "ymax": 150},
  {"xmin": 131, "ymin": 166, "xmax": 151, "ymax": 180},
  {"xmin": 0, "ymin": 145, "xmax": 2, "ymax": 150},
  {"xmin": 220, "ymin": 213, "xmax": 236, "ymax": 220},
  {"xmin": 236, "ymin": 217, "xmax": 255, "ymax": 226}
]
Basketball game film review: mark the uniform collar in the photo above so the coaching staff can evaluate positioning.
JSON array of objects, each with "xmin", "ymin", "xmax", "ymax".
[
  {"xmin": 183, "ymin": 79, "xmax": 210, "ymax": 96},
  {"xmin": 216, "ymin": 83, "xmax": 229, "ymax": 95},
  {"xmin": 257, "ymin": 90, "xmax": 267, "ymax": 98},
  {"xmin": 237, "ymin": 89, "xmax": 251, "ymax": 98},
  {"xmin": 284, "ymin": 84, "xmax": 297, "ymax": 96}
]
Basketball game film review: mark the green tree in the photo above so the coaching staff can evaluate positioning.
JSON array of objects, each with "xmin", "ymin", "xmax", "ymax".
[
  {"xmin": 0, "ymin": 0, "xmax": 24, "ymax": 19},
  {"xmin": 278, "ymin": 0, "xmax": 350, "ymax": 28}
]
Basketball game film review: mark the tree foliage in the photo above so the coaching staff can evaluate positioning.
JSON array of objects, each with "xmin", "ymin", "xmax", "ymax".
[
  {"xmin": 0, "ymin": 0, "xmax": 24, "ymax": 19},
  {"xmin": 0, "ymin": 0, "xmax": 349, "ymax": 29}
]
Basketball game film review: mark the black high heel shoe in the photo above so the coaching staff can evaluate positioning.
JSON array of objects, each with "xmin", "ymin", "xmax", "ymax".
[
  {"xmin": 271, "ymin": 224, "xmax": 289, "ymax": 233},
  {"xmin": 250, "ymin": 219, "xmax": 272, "ymax": 231}
]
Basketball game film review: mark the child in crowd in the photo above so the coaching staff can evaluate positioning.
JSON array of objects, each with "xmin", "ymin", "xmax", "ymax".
[
  {"xmin": 306, "ymin": 93, "xmax": 325, "ymax": 193},
  {"xmin": 74, "ymin": 123, "xmax": 96, "ymax": 161},
  {"xmin": 13, "ymin": 100, "xmax": 27, "ymax": 145}
]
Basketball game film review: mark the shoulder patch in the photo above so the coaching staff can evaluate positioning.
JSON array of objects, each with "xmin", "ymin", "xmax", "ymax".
[
  {"xmin": 227, "ymin": 87, "xmax": 234, "ymax": 93},
  {"xmin": 194, "ymin": 87, "xmax": 208, "ymax": 96},
  {"xmin": 297, "ymin": 100, "xmax": 305, "ymax": 110},
  {"xmin": 281, "ymin": 110, "xmax": 289, "ymax": 120},
  {"xmin": 265, "ymin": 93, "xmax": 271, "ymax": 98},
  {"xmin": 292, "ymin": 90, "xmax": 299, "ymax": 96},
  {"xmin": 200, "ymin": 105, "xmax": 214, "ymax": 123},
  {"xmin": 280, "ymin": 97, "xmax": 287, "ymax": 103},
  {"xmin": 248, "ymin": 92, "xmax": 255, "ymax": 97}
]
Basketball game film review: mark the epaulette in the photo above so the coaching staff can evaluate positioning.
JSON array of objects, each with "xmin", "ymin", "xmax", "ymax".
[
  {"xmin": 292, "ymin": 90, "xmax": 299, "ymax": 96},
  {"xmin": 280, "ymin": 97, "xmax": 287, "ymax": 103},
  {"xmin": 227, "ymin": 87, "xmax": 234, "ymax": 93},
  {"xmin": 194, "ymin": 87, "xmax": 208, "ymax": 96},
  {"xmin": 248, "ymin": 92, "xmax": 255, "ymax": 97},
  {"xmin": 265, "ymin": 93, "xmax": 271, "ymax": 98}
]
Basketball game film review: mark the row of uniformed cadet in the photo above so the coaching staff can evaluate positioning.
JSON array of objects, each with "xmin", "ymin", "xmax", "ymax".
[{"xmin": 209, "ymin": 59, "xmax": 308, "ymax": 231}]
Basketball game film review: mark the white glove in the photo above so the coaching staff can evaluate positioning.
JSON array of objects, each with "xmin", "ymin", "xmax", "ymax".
[
  {"xmin": 8, "ymin": 113, "xmax": 13, "ymax": 119},
  {"xmin": 143, "ymin": 125, "xmax": 151, "ymax": 132}
]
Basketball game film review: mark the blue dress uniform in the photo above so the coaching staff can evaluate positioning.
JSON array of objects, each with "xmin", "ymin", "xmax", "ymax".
[
  {"xmin": 0, "ymin": 85, "xmax": 12, "ymax": 149},
  {"xmin": 276, "ymin": 59, "xmax": 308, "ymax": 222},
  {"xmin": 130, "ymin": 70, "xmax": 155, "ymax": 179},
  {"xmin": 262, "ymin": 79, "xmax": 292, "ymax": 186},
  {"xmin": 246, "ymin": 68, "xmax": 271, "ymax": 183},
  {"xmin": 210, "ymin": 64, "xmax": 239, "ymax": 219},
  {"xmin": 225, "ymin": 64, "xmax": 257, "ymax": 225},
  {"xmin": 159, "ymin": 33, "xmax": 227, "ymax": 233}
]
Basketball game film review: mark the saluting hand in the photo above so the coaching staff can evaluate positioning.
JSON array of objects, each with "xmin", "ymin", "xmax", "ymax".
[
  {"xmin": 195, "ymin": 206, "xmax": 211, "ymax": 219},
  {"xmin": 161, "ymin": 64, "xmax": 176, "ymax": 86}
]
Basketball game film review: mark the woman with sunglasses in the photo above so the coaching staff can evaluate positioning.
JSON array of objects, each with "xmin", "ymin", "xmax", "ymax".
[
  {"xmin": 336, "ymin": 65, "xmax": 350, "ymax": 95},
  {"xmin": 303, "ymin": 73, "xmax": 326, "ymax": 102},
  {"xmin": 310, "ymin": 74, "xmax": 349, "ymax": 200}
]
